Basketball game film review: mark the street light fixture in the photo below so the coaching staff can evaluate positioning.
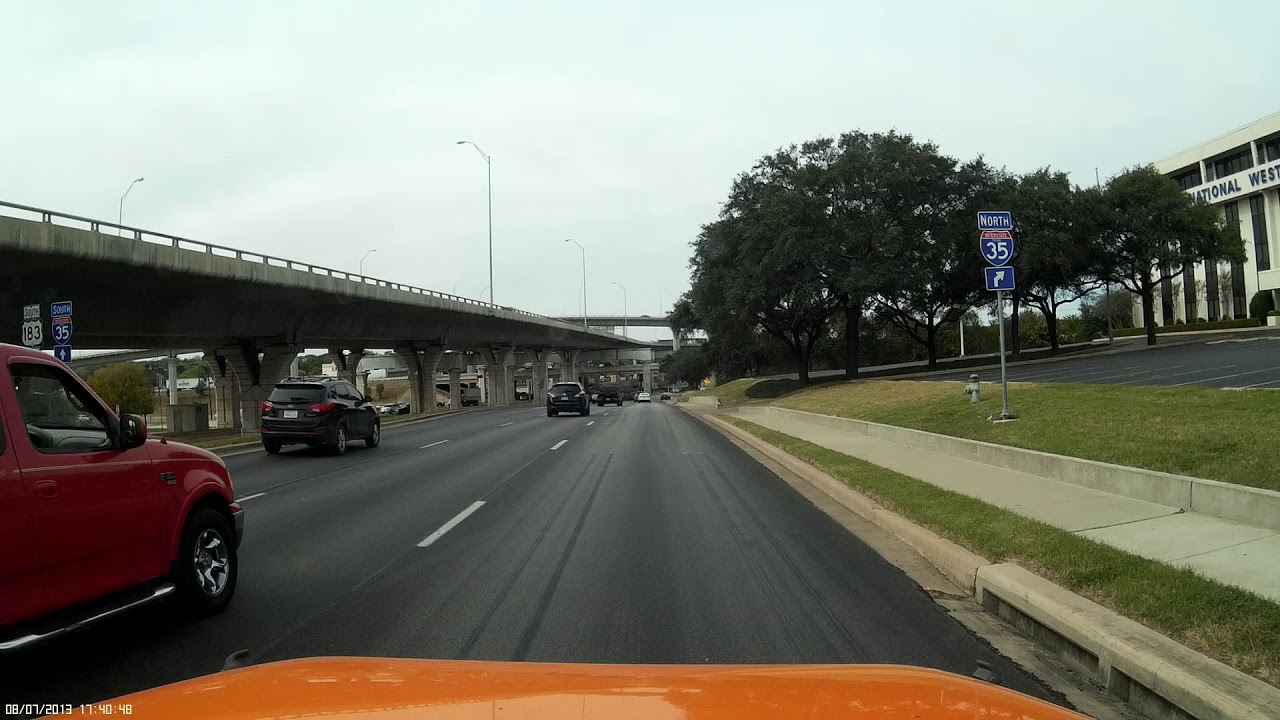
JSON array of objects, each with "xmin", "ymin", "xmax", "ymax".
[
  {"xmin": 359, "ymin": 249, "xmax": 377, "ymax": 276},
  {"xmin": 566, "ymin": 239, "xmax": 587, "ymax": 329},
  {"xmin": 613, "ymin": 281, "xmax": 628, "ymax": 339},
  {"xmin": 457, "ymin": 140, "xmax": 493, "ymax": 305},
  {"xmin": 118, "ymin": 176, "xmax": 144, "ymax": 236}
]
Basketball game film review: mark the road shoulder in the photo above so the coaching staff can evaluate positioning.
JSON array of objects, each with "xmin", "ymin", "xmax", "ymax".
[{"xmin": 685, "ymin": 406, "xmax": 1280, "ymax": 720}]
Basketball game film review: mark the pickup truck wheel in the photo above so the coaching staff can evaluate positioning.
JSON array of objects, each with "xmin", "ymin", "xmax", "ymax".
[
  {"xmin": 330, "ymin": 425, "xmax": 348, "ymax": 456},
  {"xmin": 263, "ymin": 440, "xmax": 282, "ymax": 454},
  {"xmin": 364, "ymin": 421, "xmax": 380, "ymax": 448},
  {"xmin": 176, "ymin": 508, "xmax": 237, "ymax": 614}
]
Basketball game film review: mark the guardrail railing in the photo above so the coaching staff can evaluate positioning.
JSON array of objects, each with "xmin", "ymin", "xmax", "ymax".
[{"xmin": 0, "ymin": 199, "xmax": 562, "ymax": 323}]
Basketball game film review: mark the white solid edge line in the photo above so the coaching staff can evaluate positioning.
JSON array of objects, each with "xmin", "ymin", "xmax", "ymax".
[
  {"xmin": 418, "ymin": 501, "xmax": 485, "ymax": 548},
  {"xmin": 236, "ymin": 492, "xmax": 266, "ymax": 502},
  {"xmin": 550, "ymin": 440, "xmax": 567, "ymax": 450},
  {"xmin": 500, "ymin": 421, "xmax": 514, "ymax": 427},
  {"xmin": 587, "ymin": 421, "xmax": 595, "ymax": 426},
  {"xmin": 419, "ymin": 439, "xmax": 450, "ymax": 449}
]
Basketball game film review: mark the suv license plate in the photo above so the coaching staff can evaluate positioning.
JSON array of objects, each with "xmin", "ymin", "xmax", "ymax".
[{"xmin": 283, "ymin": 410, "xmax": 299, "ymax": 419}]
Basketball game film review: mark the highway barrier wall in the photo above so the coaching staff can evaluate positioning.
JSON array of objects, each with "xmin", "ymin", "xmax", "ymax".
[{"xmin": 734, "ymin": 406, "xmax": 1280, "ymax": 532}]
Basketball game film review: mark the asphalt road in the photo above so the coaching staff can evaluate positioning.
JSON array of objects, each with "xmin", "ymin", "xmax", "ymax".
[
  {"xmin": 0, "ymin": 402, "xmax": 1061, "ymax": 710},
  {"xmin": 924, "ymin": 330, "xmax": 1280, "ymax": 388}
]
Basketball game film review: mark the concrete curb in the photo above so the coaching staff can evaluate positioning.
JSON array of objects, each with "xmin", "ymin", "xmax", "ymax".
[
  {"xmin": 684, "ymin": 395, "xmax": 722, "ymax": 409},
  {"xmin": 204, "ymin": 409, "xmax": 468, "ymax": 457},
  {"xmin": 698, "ymin": 411, "xmax": 988, "ymax": 593},
  {"xmin": 736, "ymin": 405, "xmax": 1280, "ymax": 532},
  {"xmin": 692, "ymin": 408, "xmax": 1280, "ymax": 720},
  {"xmin": 977, "ymin": 564, "xmax": 1280, "ymax": 720}
]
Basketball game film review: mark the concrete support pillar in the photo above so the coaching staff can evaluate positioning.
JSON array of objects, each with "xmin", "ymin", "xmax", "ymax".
[
  {"xmin": 487, "ymin": 347, "xmax": 515, "ymax": 406},
  {"xmin": 531, "ymin": 351, "xmax": 548, "ymax": 400},
  {"xmin": 167, "ymin": 355, "xmax": 179, "ymax": 405},
  {"xmin": 329, "ymin": 349, "xmax": 364, "ymax": 390},
  {"xmin": 560, "ymin": 350, "xmax": 579, "ymax": 386},
  {"xmin": 671, "ymin": 327, "xmax": 681, "ymax": 352},
  {"xmin": 395, "ymin": 345, "xmax": 445, "ymax": 414},
  {"xmin": 289, "ymin": 355, "xmax": 301, "ymax": 377},
  {"xmin": 212, "ymin": 344, "xmax": 298, "ymax": 431},
  {"xmin": 643, "ymin": 365, "xmax": 653, "ymax": 392},
  {"xmin": 448, "ymin": 369, "xmax": 462, "ymax": 410}
]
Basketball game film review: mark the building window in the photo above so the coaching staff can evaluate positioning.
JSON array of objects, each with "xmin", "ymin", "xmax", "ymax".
[
  {"xmin": 1161, "ymin": 268, "xmax": 1176, "ymax": 325},
  {"xmin": 1224, "ymin": 202, "xmax": 1248, "ymax": 318},
  {"xmin": 1232, "ymin": 260, "xmax": 1248, "ymax": 318},
  {"xmin": 1212, "ymin": 148, "xmax": 1253, "ymax": 179},
  {"xmin": 1265, "ymin": 138, "xmax": 1280, "ymax": 163},
  {"xmin": 1204, "ymin": 259, "xmax": 1220, "ymax": 321},
  {"xmin": 1172, "ymin": 167, "xmax": 1203, "ymax": 190},
  {"xmin": 1182, "ymin": 262, "xmax": 1197, "ymax": 321},
  {"xmin": 1251, "ymin": 195, "xmax": 1271, "ymax": 272}
]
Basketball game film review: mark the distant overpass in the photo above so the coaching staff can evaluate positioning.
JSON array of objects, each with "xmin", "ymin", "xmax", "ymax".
[
  {"xmin": 0, "ymin": 201, "xmax": 647, "ymax": 422},
  {"xmin": 552, "ymin": 315, "xmax": 672, "ymax": 328}
]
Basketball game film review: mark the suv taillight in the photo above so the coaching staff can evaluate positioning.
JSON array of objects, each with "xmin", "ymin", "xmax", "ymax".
[
  {"xmin": 261, "ymin": 401, "xmax": 273, "ymax": 414},
  {"xmin": 310, "ymin": 401, "xmax": 337, "ymax": 414}
]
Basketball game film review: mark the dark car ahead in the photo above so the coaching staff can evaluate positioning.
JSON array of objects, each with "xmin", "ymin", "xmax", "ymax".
[
  {"xmin": 260, "ymin": 376, "xmax": 380, "ymax": 455},
  {"xmin": 595, "ymin": 385, "xmax": 622, "ymax": 406},
  {"xmin": 547, "ymin": 381, "xmax": 590, "ymax": 417}
]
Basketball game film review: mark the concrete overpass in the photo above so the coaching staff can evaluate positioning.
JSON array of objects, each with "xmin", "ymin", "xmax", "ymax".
[{"xmin": 0, "ymin": 201, "xmax": 646, "ymax": 425}]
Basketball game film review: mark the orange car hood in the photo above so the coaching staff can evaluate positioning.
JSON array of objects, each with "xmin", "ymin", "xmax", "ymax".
[{"xmin": 94, "ymin": 657, "xmax": 1087, "ymax": 720}]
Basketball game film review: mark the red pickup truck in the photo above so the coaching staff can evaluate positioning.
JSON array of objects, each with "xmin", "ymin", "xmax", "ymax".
[{"xmin": 0, "ymin": 343, "xmax": 242, "ymax": 651}]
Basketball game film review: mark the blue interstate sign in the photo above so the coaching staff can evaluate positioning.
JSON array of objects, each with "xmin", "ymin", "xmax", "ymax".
[
  {"xmin": 50, "ymin": 301, "xmax": 72, "ymax": 318},
  {"xmin": 980, "ymin": 230, "xmax": 1015, "ymax": 267},
  {"xmin": 976, "ymin": 211, "xmax": 1012, "ymax": 230},
  {"xmin": 51, "ymin": 317, "xmax": 72, "ymax": 345},
  {"xmin": 985, "ymin": 266, "xmax": 1016, "ymax": 292}
]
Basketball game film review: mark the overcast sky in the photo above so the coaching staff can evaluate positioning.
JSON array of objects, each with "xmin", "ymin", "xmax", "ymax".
[{"xmin": 3, "ymin": 2, "xmax": 1277, "ymax": 341}]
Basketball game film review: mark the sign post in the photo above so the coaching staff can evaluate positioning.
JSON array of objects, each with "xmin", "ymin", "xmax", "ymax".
[{"xmin": 978, "ymin": 212, "xmax": 1015, "ymax": 421}]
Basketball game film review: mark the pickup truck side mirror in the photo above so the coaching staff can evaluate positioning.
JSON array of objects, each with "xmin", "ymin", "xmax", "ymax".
[{"xmin": 119, "ymin": 414, "xmax": 148, "ymax": 450}]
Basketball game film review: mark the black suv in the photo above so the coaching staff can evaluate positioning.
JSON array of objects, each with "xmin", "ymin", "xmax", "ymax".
[
  {"xmin": 260, "ymin": 376, "xmax": 380, "ymax": 455},
  {"xmin": 595, "ymin": 385, "xmax": 622, "ymax": 406},
  {"xmin": 547, "ymin": 381, "xmax": 590, "ymax": 417}
]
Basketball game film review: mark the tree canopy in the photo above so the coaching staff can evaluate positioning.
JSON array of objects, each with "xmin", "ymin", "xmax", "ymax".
[
  {"xmin": 87, "ymin": 362, "xmax": 155, "ymax": 415},
  {"xmin": 682, "ymin": 133, "xmax": 1243, "ymax": 382}
]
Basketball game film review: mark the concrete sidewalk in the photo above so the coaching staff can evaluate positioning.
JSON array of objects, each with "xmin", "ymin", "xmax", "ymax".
[{"xmin": 735, "ymin": 411, "xmax": 1280, "ymax": 603}]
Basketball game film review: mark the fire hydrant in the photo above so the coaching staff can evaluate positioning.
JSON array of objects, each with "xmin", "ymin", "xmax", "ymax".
[{"xmin": 964, "ymin": 374, "xmax": 982, "ymax": 403}]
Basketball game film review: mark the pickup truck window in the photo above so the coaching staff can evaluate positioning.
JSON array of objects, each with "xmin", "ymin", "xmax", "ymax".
[{"xmin": 11, "ymin": 362, "xmax": 110, "ymax": 454}]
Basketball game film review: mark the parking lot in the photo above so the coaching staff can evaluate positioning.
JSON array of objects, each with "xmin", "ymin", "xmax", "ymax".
[{"xmin": 924, "ymin": 330, "xmax": 1280, "ymax": 388}]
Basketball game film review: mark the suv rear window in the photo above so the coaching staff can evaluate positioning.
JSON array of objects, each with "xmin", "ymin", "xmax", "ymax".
[
  {"xmin": 269, "ymin": 385, "xmax": 326, "ymax": 403},
  {"xmin": 551, "ymin": 383, "xmax": 581, "ymax": 393}
]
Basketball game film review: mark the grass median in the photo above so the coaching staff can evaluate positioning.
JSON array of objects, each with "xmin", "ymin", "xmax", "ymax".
[
  {"xmin": 747, "ymin": 379, "xmax": 1280, "ymax": 492},
  {"xmin": 717, "ymin": 414, "xmax": 1280, "ymax": 685}
]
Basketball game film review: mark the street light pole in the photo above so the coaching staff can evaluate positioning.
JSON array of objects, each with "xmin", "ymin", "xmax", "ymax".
[
  {"xmin": 457, "ymin": 141, "xmax": 493, "ymax": 305},
  {"xmin": 359, "ymin": 249, "xmax": 377, "ymax": 276},
  {"xmin": 118, "ymin": 176, "xmax": 144, "ymax": 236},
  {"xmin": 613, "ymin": 282, "xmax": 628, "ymax": 338},
  {"xmin": 566, "ymin": 239, "xmax": 587, "ymax": 328}
]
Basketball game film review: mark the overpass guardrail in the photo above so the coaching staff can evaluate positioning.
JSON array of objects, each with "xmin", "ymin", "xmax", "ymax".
[{"xmin": 0, "ymin": 200, "xmax": 555, "ymax": 322}]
